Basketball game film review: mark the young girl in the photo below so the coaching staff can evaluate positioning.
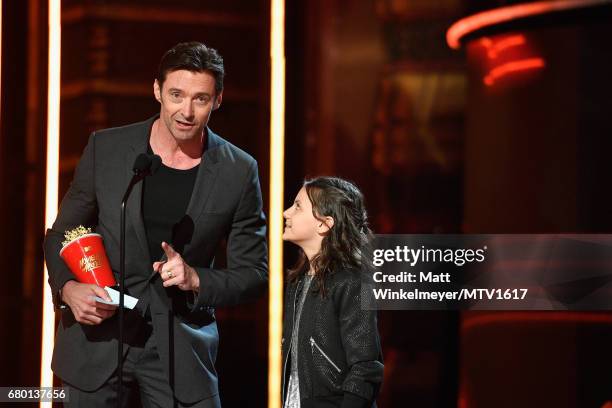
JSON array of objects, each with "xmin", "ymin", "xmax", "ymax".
[{"xmin": 282, "ymin": 177, "xmax": 384, "ymax": 408}]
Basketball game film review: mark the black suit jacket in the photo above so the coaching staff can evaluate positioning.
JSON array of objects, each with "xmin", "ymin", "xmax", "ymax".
[{"xmin": 43, "ymin": 115, "xmax": 268, "ymax": 403}]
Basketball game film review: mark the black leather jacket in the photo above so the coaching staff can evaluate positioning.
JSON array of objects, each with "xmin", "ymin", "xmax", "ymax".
[{"xmin": 282, "ymin": 268, "xmax": 384, "ymax": 408}]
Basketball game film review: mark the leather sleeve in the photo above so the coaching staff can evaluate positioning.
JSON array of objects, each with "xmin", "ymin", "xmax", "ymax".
[
  {"xmin": 336, "ymin": 273, "xmax": 384, "ymax": 402},
  {"xmin": 341, "ymin": 391, "xmax": 371, "ymax": 408}
]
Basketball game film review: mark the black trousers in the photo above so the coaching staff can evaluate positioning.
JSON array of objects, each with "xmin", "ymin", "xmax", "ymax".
[{"xmin": 62, "ymin": 319, "xmax": 221, "ymax": 408}]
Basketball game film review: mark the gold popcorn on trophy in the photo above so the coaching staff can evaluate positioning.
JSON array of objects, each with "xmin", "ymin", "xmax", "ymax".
[{"xmin": 59, "ymin": 225, "xmax": 116, "ymax": 287}]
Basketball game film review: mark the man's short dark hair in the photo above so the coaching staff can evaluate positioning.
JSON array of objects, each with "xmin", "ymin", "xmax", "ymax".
[{"xmin": 157, "ymin": 42, "xmax": 224, "ymax": 96}]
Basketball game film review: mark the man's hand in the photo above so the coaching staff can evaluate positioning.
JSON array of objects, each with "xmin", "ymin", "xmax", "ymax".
[
  {"xmin": 61, "ymin": 280, "xmax": 118, "ymax": 325},
  {"xmin": 153, "ymin": 241, "xmax": 200, "ymax": 292}
]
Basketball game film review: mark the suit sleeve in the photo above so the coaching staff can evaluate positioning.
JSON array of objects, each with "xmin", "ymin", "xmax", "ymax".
[
  {"xmin": 43, "ymin": 132, "xmax": 99, "ymax": 308},
  {"xmin": 191, "ymin": 159, "xmax": 268, "ymax": 308},
  {"xmin": 336, "ymin": 274, "xmax": 384, "ymax": 407}
]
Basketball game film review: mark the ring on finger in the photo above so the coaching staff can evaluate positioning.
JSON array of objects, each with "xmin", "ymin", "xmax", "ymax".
[{"xmin": 166, "ymin": 270, "xmax": 173, "ymax": 279}]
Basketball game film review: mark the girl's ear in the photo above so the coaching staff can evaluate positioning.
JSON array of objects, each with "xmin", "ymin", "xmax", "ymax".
[{"xmin": 318, "ymin": 216, "xmax": 334, "ymax": 233}]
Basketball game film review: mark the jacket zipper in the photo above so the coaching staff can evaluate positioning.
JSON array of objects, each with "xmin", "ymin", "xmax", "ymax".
[
  {"xmin": 310, "ymin": 337, "xmax": 341, "ymax": 373},
  {"xmin": 282, "ymin": 278, "xmax": 302, "ymax": 403}
]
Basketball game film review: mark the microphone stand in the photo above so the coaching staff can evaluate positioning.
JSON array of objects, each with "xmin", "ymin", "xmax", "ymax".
[
  {"xmin": 118, "ymin": 174, "xmax": 143, "ymax": 408},
  {"xmin": 116, "ymin": 154, "xmax": 160, "ymax": 408}
]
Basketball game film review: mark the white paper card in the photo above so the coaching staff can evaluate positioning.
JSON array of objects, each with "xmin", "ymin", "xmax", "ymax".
[{"xmin": 93, "ymin": 286, "xmax": 138, "ymax": 310}]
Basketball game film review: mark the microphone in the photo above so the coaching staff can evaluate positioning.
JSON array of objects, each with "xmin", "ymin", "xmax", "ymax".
[
  {"xmin": 133, "ymin": 153, "xmax": 162, "ymax": 177},
  {"xmin": 121, "ymin": 154, "xmax": 160, "ymax": 204}
]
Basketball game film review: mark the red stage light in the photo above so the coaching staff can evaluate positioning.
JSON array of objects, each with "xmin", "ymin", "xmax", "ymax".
[
  {"xmin": 483, "ymin": 35, "xmax": 526, "ymax": 59},
  {"xmin": 483, "ymin": 57, "xmax": 545, "ymax": 86},
  {"xmin": 447, "ymin": 0, "xmax": 608, "ymax": 50}
]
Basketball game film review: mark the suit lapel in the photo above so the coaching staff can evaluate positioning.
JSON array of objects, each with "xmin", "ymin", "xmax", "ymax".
[{"xmin": 185, "ymin": 128, "xmax": 223, "ymax": 227}]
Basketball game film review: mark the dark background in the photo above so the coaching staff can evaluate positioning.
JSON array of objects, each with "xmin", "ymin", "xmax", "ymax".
[{"xmin": 1, "ymin": 0, "xmax": 612, "ymax": 407}]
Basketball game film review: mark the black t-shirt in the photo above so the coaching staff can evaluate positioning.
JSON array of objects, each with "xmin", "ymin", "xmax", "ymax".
[{"xmin": 142, "ymin": 144, "xmax": 199, "ymax": 262}]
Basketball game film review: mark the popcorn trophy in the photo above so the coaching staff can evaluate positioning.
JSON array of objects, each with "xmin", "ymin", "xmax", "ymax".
[
  {"xmin": 59, "ymin": 226, "xmax": 116, "ymax": 287},
  {"xmin": 59, "ymin": 225, "xmax": 137, "ymax": 308}
]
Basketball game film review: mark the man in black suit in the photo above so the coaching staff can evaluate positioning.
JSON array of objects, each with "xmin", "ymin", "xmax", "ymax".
[{"xmin": 43, "ymin": 42, "xmax": 268, "ymax": 407}]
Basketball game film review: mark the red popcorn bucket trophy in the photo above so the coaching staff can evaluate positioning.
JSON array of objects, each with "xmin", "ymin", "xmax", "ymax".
[{"xmin": 59, "ymin": 226, "xmax": 116, "ymax": 287}]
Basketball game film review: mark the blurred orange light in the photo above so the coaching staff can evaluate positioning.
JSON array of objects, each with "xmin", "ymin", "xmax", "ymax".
[
  {"xmin": 483, "ymin": 57, "xmax": 545, "ymax": 86},
  {"xmin": 268, "ymin": 0, "xmax": 285, "ymax": 407},
  {"xmin": 483, "ymin": 35, "xmax": 526, "ymax": 59},
  {"xmin": 41, "ymin": 0, "xmax": 61, "ymax": 404},
  {"xmin": 447, "ymin": 0, "xmax": 609, "ymax": 50}
]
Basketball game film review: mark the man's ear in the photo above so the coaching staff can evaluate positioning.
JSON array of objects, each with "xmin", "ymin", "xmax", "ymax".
[
  {"xmin": 153, "ymin": 79, "xmax": 162, "ymax": 103},
  {"xmin": 213, "ymin": 90, "xmax": 223, "ymax": 110}
]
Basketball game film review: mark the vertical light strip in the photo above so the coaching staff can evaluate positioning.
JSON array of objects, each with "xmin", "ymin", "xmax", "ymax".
[
  {"xmin": 268, "ymin": 0, "xmax": 285, "ymax": 407},
  {"xmin": 41, "ymin": 0, "xmax": 61, "ymax": 403}
]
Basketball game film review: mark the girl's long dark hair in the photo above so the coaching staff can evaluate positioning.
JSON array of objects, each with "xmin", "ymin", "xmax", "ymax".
[{"xmin": 287, "ymin": 177, "xmax": 373, "ymax": 296}]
